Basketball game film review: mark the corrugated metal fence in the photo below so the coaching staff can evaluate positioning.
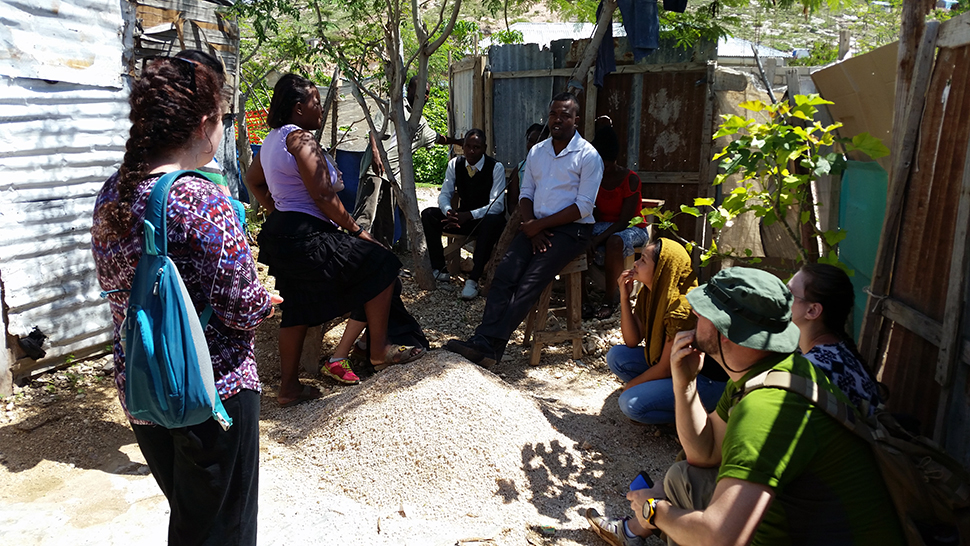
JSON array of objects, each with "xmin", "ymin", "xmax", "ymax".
[
  {"xmin": 451, "ymin": 36, "xmax": 717, "ymax": 241},
  {"xmin": 857, "ymin": 13, "xmax": 970, "ymax": 466},
  {"xmin": 0, "ymin": 0, "xmax": 133, "ymax": 381},
  {"xmin": 0, "ymin": 0, "xmax": 238, "ymax": 385}
]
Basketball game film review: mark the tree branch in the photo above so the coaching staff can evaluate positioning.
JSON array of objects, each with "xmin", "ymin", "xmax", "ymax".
[{"xmin": 427, "ymin": 0, "xmax": 463, "ymax": 53}]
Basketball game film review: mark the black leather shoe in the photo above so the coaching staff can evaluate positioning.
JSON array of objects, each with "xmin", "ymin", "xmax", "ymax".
[{"xmin": 445, "ymin": 338, "xmax": 496, "ymax": 368}]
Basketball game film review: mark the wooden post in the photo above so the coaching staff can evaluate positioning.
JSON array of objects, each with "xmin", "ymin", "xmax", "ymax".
[
  {"xmin": 696, "ymin": 62, "xmax": 717, "ymax": 259},
  {"xmin": 584, "ymin": 66, "xmax": 598, "ymax": 138},
  {"xmin": 857, "ymin": 20, "xmax": 938, "ymax": 366},
  {"xmin": 932, "ymin": 119, "xmax": 970, "ymax": 440},
  {"xmin": 838, "ymin": 29, "xmax": 851, "ymax": 60},
  {"xmin": 484, "ymin": 69, "xmax": 494, "ymax": 157},
  {"xmin": 566, "ymin": 0, "xmax": 618, "ymax": 96}
]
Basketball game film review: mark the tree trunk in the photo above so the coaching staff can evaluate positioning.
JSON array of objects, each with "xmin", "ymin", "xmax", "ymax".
[{"xmin": 236, "ymin": 92, "xmax": 253, "ymax": 178}]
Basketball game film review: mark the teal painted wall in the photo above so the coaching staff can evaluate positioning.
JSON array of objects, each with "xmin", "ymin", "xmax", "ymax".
[{"xmin": 838, "ymin": 161, "xmax": 888, "ymax": 340}]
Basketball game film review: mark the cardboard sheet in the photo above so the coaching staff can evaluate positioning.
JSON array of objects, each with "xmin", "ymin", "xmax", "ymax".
[{"xmin": 811, "ymin": 41, "xmax": 898, "ymax": 171}]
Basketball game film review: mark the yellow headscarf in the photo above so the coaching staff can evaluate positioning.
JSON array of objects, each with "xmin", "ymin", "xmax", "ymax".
[{"xmin": 633, "ymin": 238, "xmax": 697, "ymax": 365}]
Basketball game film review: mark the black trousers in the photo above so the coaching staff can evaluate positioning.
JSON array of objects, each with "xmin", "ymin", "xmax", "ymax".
[
  {"xmin": 476, "ymin": 222, "xmax": 592, "ymax": 346},
  {"xmin": 421, "ymin": 207, "xmax": 507, "ymax": 281},
  {"xmin": 132, "ymin": 389, "xmax": 260, "ymax": 546}
]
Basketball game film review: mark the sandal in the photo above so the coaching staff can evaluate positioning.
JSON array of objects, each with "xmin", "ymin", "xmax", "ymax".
[
  {"xmin": 595, "ymin": 302, "xmax": 617, "ymax": 320},
  {"xmin": 373, "ymin": 344, "xmax": 425, "ymax": 371},
  {"xmin": 321, "ymin": 357, "xmax": 361, "ymax": 385}
]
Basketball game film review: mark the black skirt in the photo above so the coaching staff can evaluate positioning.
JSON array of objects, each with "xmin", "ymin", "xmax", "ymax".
[{"xmin": 257, "ymin": 211, "xmax": 401, "ymax": 328}]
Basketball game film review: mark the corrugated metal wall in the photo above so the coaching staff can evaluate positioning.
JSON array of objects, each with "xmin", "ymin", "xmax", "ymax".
[
  {"xmin": 876, "ymin": 44, "xmax": 970, "ymax": 455},
  {"xmin": 0, "ymin": 0, "xmax": 133, "ymax": 379},
  {"xmin": 481, "ymin": 37, "xmax": 715, "ymax": 240},
  {"xmin": 489, "ymin": 43, "xmax": 556, "ymax": 167}
]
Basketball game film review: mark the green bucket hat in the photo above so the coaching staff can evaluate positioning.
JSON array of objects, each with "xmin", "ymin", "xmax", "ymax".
[{"xmin": 686, "ymin": 267, "xmax": 800, "ymax": 353}]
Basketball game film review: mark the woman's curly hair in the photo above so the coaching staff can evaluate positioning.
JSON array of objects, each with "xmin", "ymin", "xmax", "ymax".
[
  {"xmin": 97, "ymin": 57, "xmax": 222, "ymax": 238},
  {"xmin": 266, "ymin": 73, "xmax": 315, "ymax": 129}
]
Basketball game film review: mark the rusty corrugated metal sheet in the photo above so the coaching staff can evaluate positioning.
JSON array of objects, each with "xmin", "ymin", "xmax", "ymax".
[
  {"xmin": 0, "ymin": 0, "xmax": 127, "ymax": 88},
  {"xmin": 488, "ymin": 43, "xmax": 555, "ymax": 168},
  {"xmin": 879, "ymin": 45, "xmax": 970, "ymax": 437},
  {"xmin": 132, "ymin": 0, "xmax": 239, "ymax": 110},
  {"xmin": 0, "ymin": 77, "xmax": 129, "ymax": 379}
]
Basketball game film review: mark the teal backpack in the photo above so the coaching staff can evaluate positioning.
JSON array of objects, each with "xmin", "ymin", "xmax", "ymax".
[{"xmin": 119, "ymin": 170, "xmax": 232, "ymax": 430}]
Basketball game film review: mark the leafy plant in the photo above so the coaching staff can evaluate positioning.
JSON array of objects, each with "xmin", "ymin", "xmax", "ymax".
[
  {"xmin": 492, "ymin": 28, "xmax": 525, "ymax": 45},
  {"xmin": 788, "ymin": 40, "xmax": 839, "ymax": 66},
  {"xmin": 638, "ymin": 94, "xmax": 889, "ymax": 269}
]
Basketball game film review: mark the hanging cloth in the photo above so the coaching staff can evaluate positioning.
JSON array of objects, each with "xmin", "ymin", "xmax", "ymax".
[{"xmin": 617, "ymin": 0, "xmax": 660, "ymax": 62}]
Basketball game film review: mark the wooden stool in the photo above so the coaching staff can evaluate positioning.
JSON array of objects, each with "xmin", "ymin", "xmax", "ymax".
[
  {"xmin": 443, "ymin": 234, "xmax": 475, "ymax": 275},
  {"xmin": 523, "ymin": 254, "xmax": 588, "ymax": 366}
]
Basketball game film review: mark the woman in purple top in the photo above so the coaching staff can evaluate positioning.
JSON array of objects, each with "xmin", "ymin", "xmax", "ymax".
[
  {"xmin": 91, "ymin": 54, "xmax": 277, "ymax": 546},
  {"xmin": 247, "ymin": 74, "xmax": 425, "ymax": 406}
]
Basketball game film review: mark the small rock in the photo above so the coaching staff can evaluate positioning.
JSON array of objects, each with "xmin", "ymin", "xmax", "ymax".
[
  {"xmin": 574, "ymin": 359, "xmax": 586, "ymax": 367},
  {"xmin": 5, "ymin": 402, "xmax": 13, "ymax": 411},
  {"xmin": 75, "ymin": 394, "xmax": 86, "ymax": 400}
]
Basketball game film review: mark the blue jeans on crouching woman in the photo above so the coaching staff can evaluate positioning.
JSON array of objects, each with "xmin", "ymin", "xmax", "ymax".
[{"xmin": 606, "ymin": 344, "xmax": 726, "ymax": 424}]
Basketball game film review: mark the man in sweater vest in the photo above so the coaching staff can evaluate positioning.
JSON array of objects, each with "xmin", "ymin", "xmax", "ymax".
[{"xmin": 421, "ymin": 128, "xmax": 507, "ymax": 300}]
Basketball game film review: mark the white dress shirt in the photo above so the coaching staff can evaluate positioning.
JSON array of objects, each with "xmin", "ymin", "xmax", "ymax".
[
  {"xmin": 520, "ymin": 131, "xmax": 603, "ymax": 223},
  {"xmin": 438, "ymin": 154, "xmax": 507, "ymax": 219}
]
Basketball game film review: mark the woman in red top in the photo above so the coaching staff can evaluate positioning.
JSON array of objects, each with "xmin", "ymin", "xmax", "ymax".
[{"xmin": 587, "ymin": 123, "xmax": 649, "ymax": 319}]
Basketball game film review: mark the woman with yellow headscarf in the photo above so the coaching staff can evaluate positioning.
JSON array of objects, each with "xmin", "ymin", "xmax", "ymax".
[{"xmin": 608, "ymin": 238, "xmax": 728, "ymax": 424}]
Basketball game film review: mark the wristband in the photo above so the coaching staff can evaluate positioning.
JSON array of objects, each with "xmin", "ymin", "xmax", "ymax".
[{"xmin": 350, "ymin": 226, "xmax": 364, "ymax": 238}]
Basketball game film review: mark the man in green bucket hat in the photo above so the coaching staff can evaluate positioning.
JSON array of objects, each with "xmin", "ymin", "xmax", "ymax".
[{"xmin": 586, "ymin": 267, "xmax": 903, "ymax": 546}]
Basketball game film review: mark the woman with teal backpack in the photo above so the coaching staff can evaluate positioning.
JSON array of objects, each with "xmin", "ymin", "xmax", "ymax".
[{"xmin": 91, "ymin": 55, "xmax": 278, "ymax": 545}]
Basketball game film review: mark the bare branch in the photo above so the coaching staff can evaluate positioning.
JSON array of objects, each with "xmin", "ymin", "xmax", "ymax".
[{"xmin": 427, "ymin": 0, "xmax": 463, "ymax": 53}]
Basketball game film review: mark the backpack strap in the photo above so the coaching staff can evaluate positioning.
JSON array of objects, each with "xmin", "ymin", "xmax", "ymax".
[
  {"xmin": 735, "ymin": 370, "xmax": 877, "ymax": 444},
  {"xmin": 143, "ymin": 170, "xmax": 193, "ymax": 257},
  {"xmin": 142, "ymin": 170, "xmax": 214, "ymax": 325}
]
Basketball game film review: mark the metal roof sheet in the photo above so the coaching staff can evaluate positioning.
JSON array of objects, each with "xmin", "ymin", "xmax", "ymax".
[{"xmin": 0, "ymin": 0, "xmax": 126, "ymax": 88}]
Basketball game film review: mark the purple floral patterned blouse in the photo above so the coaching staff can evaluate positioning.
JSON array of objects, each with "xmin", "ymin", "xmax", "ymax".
[{"xmin": 91, "ymin": 172, "xmax": 274, "ymax": 424}]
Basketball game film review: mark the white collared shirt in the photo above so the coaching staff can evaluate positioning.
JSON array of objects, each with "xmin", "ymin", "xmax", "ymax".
[
  {"xmin": 438, "ymin": 154, "xmax": 507, "ymax": 219},
  {"xmin": 520, "ymin": 131, "xmax": 603, "ymax": 223}
]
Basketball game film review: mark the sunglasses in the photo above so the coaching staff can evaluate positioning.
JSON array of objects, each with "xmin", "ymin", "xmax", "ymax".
[{"xmin": 143, "ymin": 55, "xmax": 197, "ymax": 93}]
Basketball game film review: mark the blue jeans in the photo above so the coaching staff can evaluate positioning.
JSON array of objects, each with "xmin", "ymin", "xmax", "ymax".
[{"xmin": 606, "ymin": 345, "xmax": 726, "ymax": 424}]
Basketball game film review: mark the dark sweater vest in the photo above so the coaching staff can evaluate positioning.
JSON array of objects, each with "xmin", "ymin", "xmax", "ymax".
[{"xmin": 455, "ymin": 155, "xmax": 497, "ymax": 213}]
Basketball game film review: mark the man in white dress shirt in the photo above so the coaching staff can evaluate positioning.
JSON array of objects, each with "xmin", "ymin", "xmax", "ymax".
[
  {"xmin": 421, "ymin": 128, "xmax": 507, "ymax": 300},
  {"xmin": 446, "ymin": 92, "xmax": 604, "ymax": 367}
]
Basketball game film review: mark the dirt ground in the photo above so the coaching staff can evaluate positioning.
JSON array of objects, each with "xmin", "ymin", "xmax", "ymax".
[{"xmin": 0, "ymin": 191, "xmax": 681, "ymax": 545}]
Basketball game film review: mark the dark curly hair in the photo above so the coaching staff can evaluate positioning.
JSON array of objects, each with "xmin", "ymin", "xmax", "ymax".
[
  {"xmin": 97, "ymin": 57, "xmax": 222, "ymax": 237},
  {"xmin": 266, "ymin": 74, "xmax": 316, "ymax": 129}
]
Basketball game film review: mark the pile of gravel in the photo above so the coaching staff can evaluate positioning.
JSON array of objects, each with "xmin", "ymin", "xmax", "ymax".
[{"xmin": 274, "ymin": 350, "xmax": 609, "ymax": 542}]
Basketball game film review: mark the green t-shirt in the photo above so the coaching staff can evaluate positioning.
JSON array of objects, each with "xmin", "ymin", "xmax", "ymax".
[{"xmin": 715, "ymin": 353, "xmax": 904, "ymax": 546}]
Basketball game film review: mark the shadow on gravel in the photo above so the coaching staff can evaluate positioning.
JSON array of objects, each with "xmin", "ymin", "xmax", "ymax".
[{"xmin": 0, "ymin": 387, "xmax": 145, "ymax": 476}]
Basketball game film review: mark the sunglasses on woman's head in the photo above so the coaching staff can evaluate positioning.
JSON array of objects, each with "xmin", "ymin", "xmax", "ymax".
[{"xmin": 143, "ymin": 55, "xmax": 197, "ymax": 93}]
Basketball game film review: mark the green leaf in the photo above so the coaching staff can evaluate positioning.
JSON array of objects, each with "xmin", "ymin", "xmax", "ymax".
[
  {"xmin": 744, "ymin": 248, "xmax": 753, "ymax": 257},
  {"xmin": 694, "ymin": 197, "xmax": 715, "ymax": 207},
  {"xmin": 739, "ymin": 100, "xmax": 766, "ymax": 112},
  {"xmin": 685, "ymin": 242, "xmax": 694, "ymax": 254},
  {"xmin": 680, "ymin": 205, "xmax": 701, "ymax": 217},
  {"xmin": 847, "ymin": 132, "xmax": 890, "ymax": 159},
  {"xmin": 823, "ymin": 229, "xmax": 848, "ymax": 246},
  {"xmin": 794, "ymin": 94, "xmax": 834, "ymax": 107},
  {"xmin": 800, "ymin": 210, "xmax": 811, "ymax": 224}
]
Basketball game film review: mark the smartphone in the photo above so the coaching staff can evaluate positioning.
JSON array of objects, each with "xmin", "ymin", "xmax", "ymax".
[{"xmin": 629, "ymin": 471, "xmax": 654, "ymax": 491}]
